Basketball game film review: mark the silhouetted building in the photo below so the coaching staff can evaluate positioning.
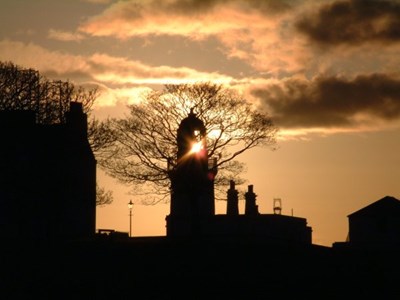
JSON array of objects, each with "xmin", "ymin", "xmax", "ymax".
[
  {"xmin": 166, "ymin": 111, "xmax": 312, "ymax": 244},
  {"xmin": 209, "ymin": 182, "xmax": 312, "ymax": 244},
  {"xmin": 0, "ymin": 102, "xmax": 96, "ymax": 241},
  {"xmin": 166, "ymin": 110, "xmax": 217, "ymax": 236},
  {"xmin": 334, "ymin": 196, "xmax": 400, "ymax": 249}
]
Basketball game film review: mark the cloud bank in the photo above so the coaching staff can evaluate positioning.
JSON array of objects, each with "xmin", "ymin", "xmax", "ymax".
[
  {"xmin": 2, "ymin": 0, "xmax": 400, "ymax": 136},
  {"xmin": 252, "ymin": 73, "xmax": 400, "ymax": 130},
  {"xmin": 296, "ymin": 0, "xmax": 400, "ymax": 46}
]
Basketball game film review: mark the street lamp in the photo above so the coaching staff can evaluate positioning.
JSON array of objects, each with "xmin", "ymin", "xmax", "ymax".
[{"xmin": 128, "ymin": 200, "xmax": 133, "ymax": 237}]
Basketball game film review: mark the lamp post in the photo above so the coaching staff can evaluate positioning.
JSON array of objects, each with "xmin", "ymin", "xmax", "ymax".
[{"xmin": 128, "ymin": 200, "xmax": 133, "ymax": 237}]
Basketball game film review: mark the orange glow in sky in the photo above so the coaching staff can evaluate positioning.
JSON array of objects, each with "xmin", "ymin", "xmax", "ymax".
[{"xmin": 2, "ymin": 0, "xmax": 400, "ymax": 247}]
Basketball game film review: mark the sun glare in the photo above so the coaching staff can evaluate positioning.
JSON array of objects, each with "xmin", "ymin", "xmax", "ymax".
[{"xmin": 190, "ymin": 141, "xmax": 203, "ymax": 153}]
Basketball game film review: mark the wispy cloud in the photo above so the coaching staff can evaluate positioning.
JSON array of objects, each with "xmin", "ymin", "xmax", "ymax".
[
  {"xmin": 77, "ymin": 0, "xmax": 304, "ymax": 75},
  {"xmin": 79, "ymin": 0, "xmax": 293, "ymax": 40},
  {"xmin": 0, "ymin": 39, "xmax": 234, "ymax": 106},
  {"xmin": 0, "ymin": 39, "xmax": 88, "ymax": 78},
  {"xmin": 0, "ymin": 39, "xmax": 233, "ymax": 83},
  {"xmin": 77, "ymin": 0, "xmax": 400, "ymax": 78},
  {"xmin": 48, "ymin": 29, "xmax": 86, "ymax": 42}
]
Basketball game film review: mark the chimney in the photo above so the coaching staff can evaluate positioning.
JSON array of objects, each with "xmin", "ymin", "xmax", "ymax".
[
  {"xmin": 226, "ymin": 180, "xmax": 239, "ymax": 215},
  {"xmin": 245, "ymin": 185, "xmax": 259, "ymax": 215},
  {"xmin": 66, "ymin": 102, "xmax": 87, "ymax": 138}
]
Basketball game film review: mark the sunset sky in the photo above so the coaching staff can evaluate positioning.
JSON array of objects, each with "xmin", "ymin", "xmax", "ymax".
[{"xmin": 1, "ymin": 0, "xmax": 400, "ymax": 246}]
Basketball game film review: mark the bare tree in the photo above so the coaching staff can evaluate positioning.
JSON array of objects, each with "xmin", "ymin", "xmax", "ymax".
[
  {"xmin": 0, "ymin": 61, "xmax": 113, "ymax": 206},
  {"xmin": 0, "ymin": 61, "xmax": 98, "ymax": 124},
  {"xmin": 96, "ymin": 183, "xmax": 114, "ymax": 206},
  {"xmin": 0, "ymin": 61, "xmax": 103, "ymax": 148},
  {"xmin": 95, "ymin": 82, "xmax": 278, "ymax": 204}
]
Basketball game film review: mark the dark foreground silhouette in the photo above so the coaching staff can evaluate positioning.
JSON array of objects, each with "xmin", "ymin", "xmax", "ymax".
[
  {"xmin": 1, "ymin": 104, "xmax": 399, "ymax": 299},
  {"xmin": 1, "ymin": 235, "xmax": 399, "ymax": 299}
]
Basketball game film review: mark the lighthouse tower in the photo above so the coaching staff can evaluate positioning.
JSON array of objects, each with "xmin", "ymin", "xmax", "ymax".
[{"xmin": 166, "ymin": 110, "xmax": 217, "ymax": 237}]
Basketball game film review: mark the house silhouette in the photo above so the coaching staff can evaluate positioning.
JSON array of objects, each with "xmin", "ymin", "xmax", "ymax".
[
  {"xmin": 0, "ymin": 102, "xmax": 96, "ymax": 241},
  {"xmin": 334, "ymin": 195, "xmax": 400, "ymax": 249}
]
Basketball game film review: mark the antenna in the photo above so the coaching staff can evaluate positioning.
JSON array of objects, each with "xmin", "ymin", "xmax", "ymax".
[{"xmin": 273, "ymin": 198, "xmax": 282, "ymax": 215}]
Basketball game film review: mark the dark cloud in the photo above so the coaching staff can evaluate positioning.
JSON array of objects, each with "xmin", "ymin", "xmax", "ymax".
[
  {"xmin": 146, "ymin": 0, "xmax": 292, "ymax": 15},
  {"xmin": 158, "ymin": 0, "xmax": 220, "ymax": 14},
  {"xmin": 252, "ymin": 73, "xmax": 400, "ymax": 128},
  {"xmin": 296, "ymin": 0, "xmax": 400, "ymax": 46}
]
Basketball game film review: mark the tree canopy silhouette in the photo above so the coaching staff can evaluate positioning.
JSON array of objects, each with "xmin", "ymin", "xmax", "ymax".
[
  {"xmin": 94, "ymin": 82, "xmax": 278, "ymax": 204},
  {"xmin": 0, "ymin": 61, "xmax": 113, "ymax": 206},
  {"xmin": 0, "ymin": 61, "xmax": 97, "ymax": 123}
]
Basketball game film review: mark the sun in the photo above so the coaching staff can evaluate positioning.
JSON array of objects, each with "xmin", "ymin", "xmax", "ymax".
[{"xmin": 190, "ymin": 141, "xmax": 203, "ymax": 153}]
